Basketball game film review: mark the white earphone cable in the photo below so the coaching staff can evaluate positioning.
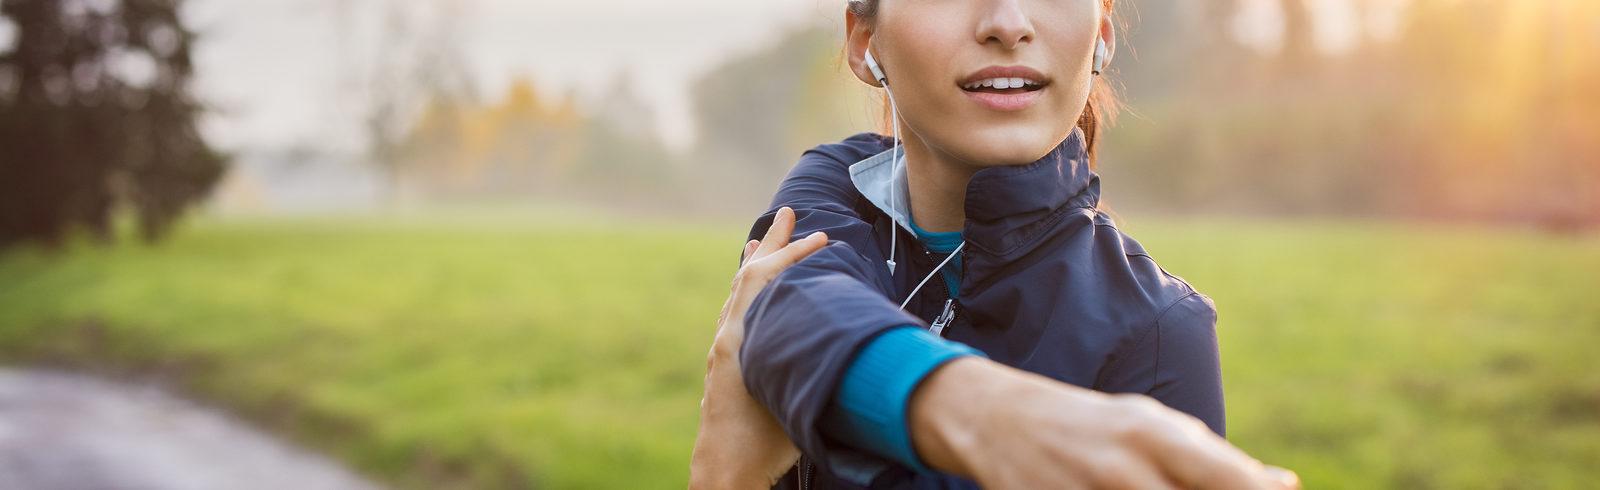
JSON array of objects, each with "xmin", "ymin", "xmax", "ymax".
[
  {"xmin": 874, "ymin": 48, "xmax": 967, "ymax": 311},
  {"xmin": 884, "ymin": 83, "xmax": 901, "ymax": 277},
  {"xmin": 898, "ymin": 241, "xmax": 964, "ymax": 310}
]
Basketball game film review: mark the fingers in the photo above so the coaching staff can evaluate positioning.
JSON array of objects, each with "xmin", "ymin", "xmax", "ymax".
[
  {"xmin": 1265, "ymin": 466, "xmax": 1301, "ymax": 489},
  {"xmin": 1106, "ymin": 457, "xmax": 1179, "ymax": 490},
  {"xmin": 740, "ymin": 239, "xmax": 760, "ymax": 266},
  {"xmin": 724, "ymin": 230, "xmax": 829, "ymax": 325},
  {"xmin": 732, "ymin": 206, "xmax": 828, "ymax": 299},
  {"xmin": 751, "ymin": 207, "xmax": 796, "ymax": 260},
  {"xmin": 1147, "ymin": 423, "xmax": 1279, "ymax": 490},
  {"xmin": 762, "ymin": 231, "xmax": 829, "ymax": 270}
]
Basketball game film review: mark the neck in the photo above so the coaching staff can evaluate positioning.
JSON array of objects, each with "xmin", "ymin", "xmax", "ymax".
[{"xmin": 902, "ymin": 134, "xmax": 978, "ymax": 233}]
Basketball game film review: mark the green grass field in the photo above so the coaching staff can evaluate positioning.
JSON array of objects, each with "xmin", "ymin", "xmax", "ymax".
[{"xmin": 0, "ymin": 213, "xmax": 1596, "ymax": 489}]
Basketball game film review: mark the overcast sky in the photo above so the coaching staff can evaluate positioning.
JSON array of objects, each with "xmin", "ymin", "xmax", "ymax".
[
  {"xmin": 169, "ymin": 0, "xmax": 1385, "ymax": 155},
  {"xmin": 181, "ymin": 0, "xmax": 838, "ymax": 154}
]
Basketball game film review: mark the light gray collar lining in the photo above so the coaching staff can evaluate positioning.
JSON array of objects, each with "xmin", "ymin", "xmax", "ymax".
[{"xmin": 847, "ymin": 148, "xmax": 918, "ymax": 235}]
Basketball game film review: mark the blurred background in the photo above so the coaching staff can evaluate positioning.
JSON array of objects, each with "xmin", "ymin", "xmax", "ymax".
[{"xmin": 0, "ymin": 0, "xmax": 1596, "ymax": 488}]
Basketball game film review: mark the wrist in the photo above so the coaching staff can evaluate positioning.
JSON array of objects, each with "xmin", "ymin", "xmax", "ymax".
[
  {"xmin": 688, "ymin": 461, "xmax": 768, "ymax": 490},
  {"xmin": 906, "ymin": 357, "xmax": 1017, "ymax": 476},
  {"xmin": 690, "ymin": 399, "xmax": 779, "ymax": 490}
]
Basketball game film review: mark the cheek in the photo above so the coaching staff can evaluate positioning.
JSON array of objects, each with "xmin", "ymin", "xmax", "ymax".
[
  {"xmin": 882, "ymin": 43, "xmax": 966, "ymax": 124},
  {"xmin": 883, "ymin": 26, "xmax": 960, "ymax": 90},
  {"xmin": 1040, "ymin": 27, "xmax": 1098, "ymax": 116}
]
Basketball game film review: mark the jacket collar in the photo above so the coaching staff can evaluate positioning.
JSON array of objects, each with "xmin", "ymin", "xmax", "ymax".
[
  {"xmin": 847, "ymin": 128, "xmax": 1101, "ymax": 257},
  {"xmin": 847, "ymin": 146, "xmax": 919, "ymax": 236}
]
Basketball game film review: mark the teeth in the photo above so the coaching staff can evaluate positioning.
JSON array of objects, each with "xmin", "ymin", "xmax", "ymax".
[{"xmin": 963, "ymin": 77, "xmax": 1041, "ymax": 90}]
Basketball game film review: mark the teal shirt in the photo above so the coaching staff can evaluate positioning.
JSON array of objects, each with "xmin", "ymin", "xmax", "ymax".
[{"xmin": 907, "ymin": 218, "xmax": 963, "ymax": 299}]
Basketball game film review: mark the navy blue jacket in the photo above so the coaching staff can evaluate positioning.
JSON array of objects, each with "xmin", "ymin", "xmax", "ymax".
[{"xmin": 740, "ymin": 129, "xmax": 1224, "ymax": 488}]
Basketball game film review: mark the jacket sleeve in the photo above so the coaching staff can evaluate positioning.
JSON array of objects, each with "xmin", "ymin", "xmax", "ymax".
[
  {"xmin": 820, "ymin": 326, "xmax": 986, "ymax": 473},
  {"xmin": 1098, "ymin": 292, "xmax": 1227, "ymax": 437},
  {"xmin": 737, "ymin": 138, "xmax": 935, "ymax": 476}
]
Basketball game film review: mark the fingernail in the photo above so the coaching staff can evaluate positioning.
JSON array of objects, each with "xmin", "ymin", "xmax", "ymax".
[
  {"xmin": 1264, "ymin": 467, "xmax": 1299, "ymax": 488},
  {"xmin": 807, "ymin": 231, "xmax": 825, "ymax": 240}
]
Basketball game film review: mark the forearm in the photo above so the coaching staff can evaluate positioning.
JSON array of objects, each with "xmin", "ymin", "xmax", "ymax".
[
  {"xmin": 907, "ymin": 356, "xmax": 1116, "ymax": 478},
  {"xmin": 904, "ymin": 352, "xmax": 1277, "ymax": 490},
  {"xmin": 907, "ymin": 356, "xmax": 1021, "ymax": 476},
  {"xmin": 690, "ymin": 355, "xmax": 787, "ymax": 489},
  {"xmin": 906, "ymin": 357, "xmax": 983, "ymax": 476}
]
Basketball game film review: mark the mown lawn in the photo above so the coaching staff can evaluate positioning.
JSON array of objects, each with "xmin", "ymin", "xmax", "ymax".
[{"xmin": 0, "ymin": 213, "xmax": 1596, "ymax": 489}]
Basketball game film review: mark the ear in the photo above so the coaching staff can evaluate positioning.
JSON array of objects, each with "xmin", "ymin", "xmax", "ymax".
[
  {"xmin": 845, "ymin": 7, "xmax": 882, "ymax": 88},
  {"xmin": 1097, "ymin": 11, "xmax": 1117, "ymax": 68}
]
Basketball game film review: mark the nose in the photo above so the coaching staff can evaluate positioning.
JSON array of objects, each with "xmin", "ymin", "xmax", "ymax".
[{"xmin": 975, "ymin": 0, "xmax": 1036, "ymax": 50}]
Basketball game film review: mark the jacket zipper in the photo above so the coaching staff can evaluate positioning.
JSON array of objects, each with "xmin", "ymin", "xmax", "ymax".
[
  {"xmin": 929, "ymin": 298, "xmax": 955, "ymax": 337},
  {"xmin": 924, "ymin": 248, "xmax": 958, "ymax": 338}
]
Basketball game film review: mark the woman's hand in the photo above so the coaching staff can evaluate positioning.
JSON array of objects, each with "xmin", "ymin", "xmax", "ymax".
[
  {"xmin": 910, "ymin": 358, "xmax": 1301, "ymax": 490},
  {"xmin": 690, "ymin": 207, "xmax": 829, "ymax": 489}
]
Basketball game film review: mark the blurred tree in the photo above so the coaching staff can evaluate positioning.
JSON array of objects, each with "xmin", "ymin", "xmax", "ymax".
[
  {"xmin": 394, "ymin": 76, "xmax": 578, "ymax": 198},
  {"xmin": 0, "ymin": 0, "xmax": 223, "ymax": 248},
  {"xmin": 347, "ymin": 0, "xmax": 477, "ymax": 203},
  {"xmin": 1385, "ymin": 0, "xmax": 1600, "ymax": 226},
  {"xmin": 1098, "ymin": 0, "xmax": 1597, "ymax": 227},
  {"xmin": 689, "ymin": 25, "xmax": 877, "ymax": 207},
  {"xmin": 575, "ymin": 74, "xmax": 670, "ymax": 187},
  {"xmin": 1278, "ymin": 0, "xmax": 1316, "ymax": 76}
]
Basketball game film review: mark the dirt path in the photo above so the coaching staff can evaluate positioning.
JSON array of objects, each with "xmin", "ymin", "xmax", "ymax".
[{"xmin": 0, "ymin": 368, "xmax": 382, "ymax": 490}]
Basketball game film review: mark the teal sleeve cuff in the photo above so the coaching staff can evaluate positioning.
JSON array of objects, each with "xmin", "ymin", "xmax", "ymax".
[{"xmin": 824, "ymin": 326, "xmax": 985, "ymax": 472}]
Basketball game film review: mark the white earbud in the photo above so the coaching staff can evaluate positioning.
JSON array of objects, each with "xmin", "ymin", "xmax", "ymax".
[
  {"xmin": 1092, "ymin": 38, "xmax": 1108, "ymax": 76},
  {"xmin": 865, "ymin": 50, "xmax": 888, "ymax": 85}
]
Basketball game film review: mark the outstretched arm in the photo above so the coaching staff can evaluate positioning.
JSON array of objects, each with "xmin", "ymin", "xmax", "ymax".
[{"xmin": 906, "ymin": 357, "xmax": 1297, "ymax": 489}]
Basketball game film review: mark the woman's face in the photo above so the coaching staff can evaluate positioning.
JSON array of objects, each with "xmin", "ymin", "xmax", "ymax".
[{"xmin": 849, "ymin": 0, "xmax": 1112, "ymax": 167}]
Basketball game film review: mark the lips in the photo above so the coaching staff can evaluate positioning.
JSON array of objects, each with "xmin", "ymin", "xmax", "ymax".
[{"xmin": 959, "ymin": 65, "xmax": 1050, "ymax": 112}]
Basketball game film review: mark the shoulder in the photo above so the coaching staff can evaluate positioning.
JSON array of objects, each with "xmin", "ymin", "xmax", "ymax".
[
  {"xmin": 764, "ymin": 133, "xmax": 891, "ymax": 213},
  {"xmin": 1088, "ymin": 212, "xmax": 1203, "ymax": 310},
  {"xmin": 798, "ymin": 132, "xmax": 892, "ymax": 169},
  {"xmin": 1155, "ymin": 292, "xmax": 1218, "ymax": 339},
  {"xmin": 1082, "ymin": 215, "xmax": 1222, "ymax": 396},
  {"xmin": 1083, "ymin": 212, "xmax": 1215, "ymax": 328}
]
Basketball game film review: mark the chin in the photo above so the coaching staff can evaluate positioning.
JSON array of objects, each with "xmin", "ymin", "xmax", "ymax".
[{"xmin": 958, "ymin": 125, "xmax": 1067, "ymax": 167}]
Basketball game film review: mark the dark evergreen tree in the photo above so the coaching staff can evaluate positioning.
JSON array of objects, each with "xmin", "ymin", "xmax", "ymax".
[{"xmin": 0, "ymin": 0, "xmax": 223, "ymax": 248}]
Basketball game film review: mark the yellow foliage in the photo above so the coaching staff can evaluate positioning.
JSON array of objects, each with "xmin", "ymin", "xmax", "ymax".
[{"xmin": 395, "ymin": 75, "xmax": 593, "ymax": 192}]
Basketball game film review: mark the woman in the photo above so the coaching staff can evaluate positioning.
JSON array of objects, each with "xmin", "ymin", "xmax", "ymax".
[{"xmin": 693, "ymin": 0, "xmax": 1299, "ymax": 488}]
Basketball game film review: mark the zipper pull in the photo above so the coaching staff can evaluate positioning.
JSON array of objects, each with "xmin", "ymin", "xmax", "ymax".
[{"xmin": 929, "ymin": 299, "xmax": 956, "ymax": 337}]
